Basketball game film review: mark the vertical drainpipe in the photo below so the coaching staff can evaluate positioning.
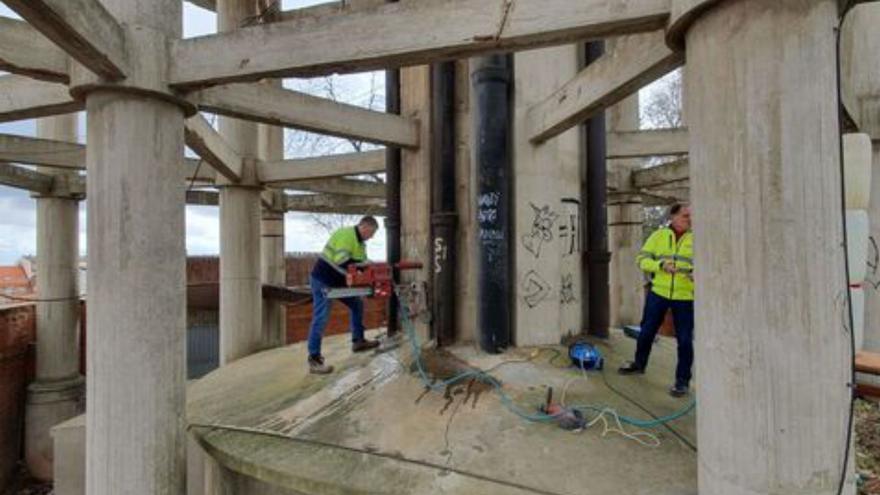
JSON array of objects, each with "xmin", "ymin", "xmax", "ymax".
[
  {"xmin": 584, "ymin": 41, "xmax": 611, "ymax": 338},
  {"xmin": 472, "ymin": 55, "xmax": 513, "ymax": 353},
  {"xmin": 385, "ymin": 1, "xmax": 401, "ymax": 336},
  {"xmin": 431, "ymin": 61, "xmax": 458, "ymax": 346}
]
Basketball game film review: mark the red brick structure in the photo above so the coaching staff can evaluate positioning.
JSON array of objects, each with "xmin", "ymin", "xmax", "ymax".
[{"xmin": 0, "ymin": 304, "xmax": 35, "ymax": 490}]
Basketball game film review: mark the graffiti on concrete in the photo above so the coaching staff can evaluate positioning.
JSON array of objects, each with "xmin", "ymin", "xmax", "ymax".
[
  {"xmin": 521, "ymin": 269, "xmax": 552, "ymax": 308},
  {"xmin": 866, "ymin": 236, "xmax": 880, "ymax": 290},
  {"xmin": 559, "ymin": 198, "xmax": 580, "ymax": 257},
  {"xmin": 521, "ymin": 203, "xmax": 558, "ymax": 259},
  {"xmin": 560, "ymin": 273, "xmax": 576, "ymax": 305}
]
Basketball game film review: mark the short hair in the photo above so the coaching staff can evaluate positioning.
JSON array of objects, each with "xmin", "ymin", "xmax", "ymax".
[
  {"xmin": 359, "ymin": 216, "xmax": 379, "ymax": 229},
  {"xmin": 669, "ymin": 203, "xmax": 689, "ymax": 217}
]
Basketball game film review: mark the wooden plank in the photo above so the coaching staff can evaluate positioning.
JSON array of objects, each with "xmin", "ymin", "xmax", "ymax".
[
  {"xmin": 169, "ymin": 0, "xmax": 671, "ymax": 87},
  {"xmin": 631, "ymin": 158, "xmax": 690, "ymax": 189},
  {"xmin": 0, "ymin": 161, "xmax": 54, "ymax": 193},
  {"xmin": 0, "ymin": 75, "xmax": 82, "ymax": 122},
  {"xmin": 527, "ymin": 30, "xmax": 683, "ymax": 144},
  {"xmin": 281, "ymin": 178, "xmax": 385, "ymax": 198},
  {"xmin": 856, "ymin": 351, "xmax": 880, "ymax": 375},
  {"xmin": 3, "ymin": 0, "xmax": 127, "ymax": 80},
  {"xmin": 192, "ymin": 83, "xmax": 419, "ymax": 148},
  {"xmin": 607, "ymin": 128, "xmax": 689, "ymax": 159},
  {"xmin": 0, "ymin": 17, "xmax": 69, "ymax": 83},
  {"xmin": 259, "ymin": 150, "xmax": 386, "ymax": 183},
  {"xmin": 184, "ymin": 114, "xmax": 243, "ymax": 182}
]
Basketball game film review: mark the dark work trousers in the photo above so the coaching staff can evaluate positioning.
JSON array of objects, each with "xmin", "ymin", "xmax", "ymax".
[{"xmin": 634, "ymin": 290, "xmax": 694, "ymax": 387}]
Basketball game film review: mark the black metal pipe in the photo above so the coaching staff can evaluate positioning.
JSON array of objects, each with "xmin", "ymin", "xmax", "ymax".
[
  {"xmin": 384, "ymin": 25, "xmax": 401, "ymax": 336},
  {"xmin": 584, "ymin": 41, "xmax": 610, "ymax": 339},
  {"xmin": 431, "ymin": 61, "xmax": 458, "ymax": 346},
  {"xmin": 472, "ymin": 54, "xmax": 513, "ymax": 353}
]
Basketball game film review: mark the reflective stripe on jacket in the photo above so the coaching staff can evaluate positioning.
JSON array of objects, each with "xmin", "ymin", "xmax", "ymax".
[{"xmin": 637, "ymin": 227, "xmax": 694, "ymax": 301}]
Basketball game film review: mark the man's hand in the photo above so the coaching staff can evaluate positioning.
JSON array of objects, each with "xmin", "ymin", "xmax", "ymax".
[{"xmin": 662, "ymin": 260, "xmax": 678, "ymax": 274}]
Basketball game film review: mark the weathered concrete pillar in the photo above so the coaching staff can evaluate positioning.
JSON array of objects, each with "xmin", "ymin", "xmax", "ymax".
[
  {"xmin": 218, "ymin": 0, "xmax": 264, "ymax": 364},
  {"xmin": 669, "ymin": 1, "xmax": 853, "ymax": 493},
  {"xmin": 25, "ymin": 114, "xmax": 84, "ymax": 481},
  {"xmin": 512, "ymin": 46, "xmax": 581, "ymax": 345},
  {"xmin": 260, "ymin": 191, "xmax": 286, "ymax": 348},
  {"xmin": 76, "ymin": 0, "xmax": 188, "ymax": 492},
  {"xmin": 607, "ymin": 94, "xmax": 645, "ymax": 328},
  {"xmin": 867, "ymin": 141, "xmax": 880, "ymax": 353}
]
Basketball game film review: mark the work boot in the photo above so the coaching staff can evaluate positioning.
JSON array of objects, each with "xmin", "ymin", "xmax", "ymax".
[
  {"xmin": 617, "ymin": 361, "xmax": 645, "ymax": 375},
  {"xmin": 669, "ymin": 383, "xmax": 689, "ymax": 398},
  {"xmin": 352, "ymin": 339, "xmax": 380, "ymax": 353},
  {"xmin": 308, "ymin": 355, "xmax": 334, "ymax": 374}
]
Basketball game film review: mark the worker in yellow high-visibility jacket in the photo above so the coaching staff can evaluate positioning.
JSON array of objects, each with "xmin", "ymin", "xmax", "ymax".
[
  {"xmin": 307, "ymin": 216, "xmax": 380, "ymax": 374},
  {"xmin": 619, "ymin": 204, "xmax": 694, "ymax": 397}
]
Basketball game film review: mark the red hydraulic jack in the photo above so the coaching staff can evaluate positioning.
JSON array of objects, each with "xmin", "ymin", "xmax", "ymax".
[{"xmin": 326, "ymin": 260, "xmax": 422, "ymax": 300}]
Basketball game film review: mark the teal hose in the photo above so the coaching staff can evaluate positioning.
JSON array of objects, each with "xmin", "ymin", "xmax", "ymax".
[{"xmin": 397, "ymin": 295, "xmax": 695, "ymax": 428}]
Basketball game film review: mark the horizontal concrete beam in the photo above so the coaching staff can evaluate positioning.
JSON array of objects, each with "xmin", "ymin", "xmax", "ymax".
[
  {"xmin": 260, "ymin": 150, "xmax": 386, "ymax": 183},
  {"xmin": 277, "ymin": 0, "xmax": 386, "ymax": 22},
  {"xmin": 192, "ymin": 83, "xmax": 419, "ymax": 148},
  {"xmin": 184, "ymin": 114, "xmax": 243, "ymax": 183},
  {"xmin": 0, "ymin": 162, "xmax": 54, "ymax": 193},
  {"xmin": 528, "ymin": 30, "xmax": 682, "ymax": 144},
  {"xmin": 3, "ymin": 0, "xmax": 127, "ymax": 80},
  {"xmin": 285, "ymin": 193, "xmax": 384, "ymax": 213},
  {"xmin": 283, "ymin": 177, "xmax": 385, "ymax": 198},
  {"xmin": 0, "ymin": 75, "xmax": 82, "ymax": 123},
  {"xmin": 631, "ymin": 158, "xmax": 689, "ymax": 189},
  {"xmin": 185, "ymin": 0, "xmax": 216, "ymax": 11},
  {"xmin": 0, "ymin": 17, "xmax": 69, "ymax": 83},
  {"xmin": 0, "ymin": 133, "xmax": 215, "ymax": 182},
  {"xmin": 169, "ymin": 0, "xmax": 671, "ymax": 87},
  {"xmin": 186, "ymin": 189, "xmax": 219, "ymax": 206},
  {"xmin": 0, "ymin": 133, "xmax": 84, "ymax": 169},
  {"xmin": 607, "ymin": 128, "xmax": 689, "ymax": 159}
]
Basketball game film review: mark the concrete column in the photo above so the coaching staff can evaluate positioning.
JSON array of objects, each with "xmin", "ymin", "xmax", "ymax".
[
  {"xmin": 80, "ymin": 1, "xmax": 187, "ymax": 493},
  {"xmin": 512, "ymin": 46, "xmax": 581, "ymax": 345},
  {"xmin": 672, "ymin": 1, "xmax": 853, "ymax": 493},
  {"xmin": 867, "ymin": 141, "xmax": 880, "ymax": 353},
  {"xmin": 25, "ymin": 114, "xmax": 84, "ymax": 480},
  {"xmin": 607, "ymin": 94, "xmax": 645, "ymax": 328},
  {"xmin": 218, "ymin": 0, "xmax": 264, "ymax": 364},
  {"xmin": 260, "ymin": 192, "xmax": 286, "ymax": 349}
]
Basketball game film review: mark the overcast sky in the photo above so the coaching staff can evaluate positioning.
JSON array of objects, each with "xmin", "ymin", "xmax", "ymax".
[
  {"xmin": 0, "ymin": 0, "xmax": 388, "ymax": 264},
  {"xmin": 0, "ymin": 2, "xmax": 671, "ymax": 266}
]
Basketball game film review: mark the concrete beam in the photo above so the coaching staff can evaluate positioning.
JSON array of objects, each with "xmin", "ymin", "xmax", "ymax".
[
  {"xmin": 277, "ymin": 0, "xmax": 386, "ymax": 22},
  {"xmin": 169, "ymin": 0, "xmax": 671, "ymax": 87},
  {"xmin": 184, "ymin": 114, "xmax": 243, "ymax": 183},
  {"xmin": 283, "ymin": 177, "xmax": 385, "ymax": 198},
  {"xmin": 607, "ymin": 128, "xmax": 689, "ymax": 159},
  {"xmin": 0, "ymin": 161, "xmax": 54, "ymax": 193},
  {"xmin": 3, "ymin": 0, "xmax": 127, "ymax": 80},
  {"xmin": 185, "ymin": 0, "xmax": 216, "ymax": 11},
  {"xmin": 631, "ymin": 158, "xmax": 689, "ymax": 189},
  {"xmin": 0, "ymin": 75, "xmax": 82, "ymax": 122},
  {"xmin": 527, "ymin": 30, "xmax": 682, "ymax": 144},
  {"xmin": 0, "ymin": 17, "xmax": 69, "ymax": 83},
  {"xmin": 185, "ymin": 189, "xmax": 219, "ymax": 206},
  {"xmin": 259, "ymin": 150, "xmax": 385, "ymax": 183},
  {"xmin": 0, "ymin": 133, "xmax": 84, "ymax": 169},
  {"xmin": 0, "ymin": 133, "xmax": 215, "ymax": 182},
  {"xmin": 192, "ymin": 83, "xmax": 419, "ymax": 148},
  {"xmin": 285, "ymin": 193, "xmax": 384, "ymax": 213}
]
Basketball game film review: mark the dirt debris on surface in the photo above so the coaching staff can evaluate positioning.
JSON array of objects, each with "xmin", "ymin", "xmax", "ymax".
[
  {"xmin": 858, "ymin": 398, "xmax": 880, "ymax": 495},
  {"xmin": 3, "ymin": 463, "xmax": 51, "ymax": 495}
]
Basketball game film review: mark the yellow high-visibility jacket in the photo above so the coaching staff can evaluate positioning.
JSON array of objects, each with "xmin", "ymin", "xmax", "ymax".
[
  {"xmin": 637, "ymin": 227, "xmax": 694, "ymax": 301},
  {"xmin": 321, "ymin": 226, "xmax": 367, "ymax": 268}
]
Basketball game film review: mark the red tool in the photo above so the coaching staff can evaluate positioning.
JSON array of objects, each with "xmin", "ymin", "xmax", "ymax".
[{"xmin": 333, "ymin": 260, "xmax": 422, "ymax": 299}]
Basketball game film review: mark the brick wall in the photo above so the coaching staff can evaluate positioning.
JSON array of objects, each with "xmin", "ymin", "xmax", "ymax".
[{"xmin": 0, "ymin": 304, "xmax": 35, "ymax": 491}]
